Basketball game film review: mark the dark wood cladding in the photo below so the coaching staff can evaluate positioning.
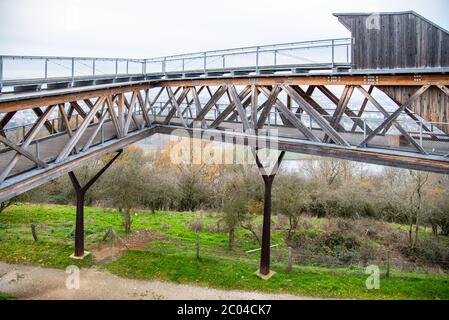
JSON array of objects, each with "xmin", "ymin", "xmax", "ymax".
[
  {"xmin": 335, "ymin": 12, "xmax": 449, "ymax": 70},
  {"xmin": 379, "ymin": 86, "xmax": 448, "ymax": 133}
]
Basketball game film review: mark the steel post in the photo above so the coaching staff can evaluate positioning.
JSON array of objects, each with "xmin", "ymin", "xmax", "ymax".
[
  {"xmin": 259, "ymin": 175, "xmax": 274, "ymax": 275},
  {"xmin": 68, "ymin": 150, "xmax": 122, "ymax": 258}
]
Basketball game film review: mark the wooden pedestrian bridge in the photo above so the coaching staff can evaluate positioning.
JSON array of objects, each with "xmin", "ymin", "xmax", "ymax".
[{"xmin": 0, "ymin": 11, "xmax": 448, "ymax": 276}]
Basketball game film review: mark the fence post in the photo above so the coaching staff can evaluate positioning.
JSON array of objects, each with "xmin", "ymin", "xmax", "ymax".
[
  {"xmin": 196, "ymin": 232, "xmax": 200, "ymax": 259},
  {"xmin": 115, "ymin": 59, "xmax": 118, "ymax": 78},
  {"xmin": 287, "ymin": 247, "xmax": 293, "ymax": 273},
  {"xmin": 386, "ymin": 250, "xmax": 390, "ymax": 279},
  {"xmin": 93, "ymin": 59, "xmax": 96, "ymax": 77},
  {"xmin": 31, "ymin": 224, "xmax": 39, "ymax": 242},
  {"xmin": 203, "ymin": 52, "xmax": 207, "ymax": 74}
]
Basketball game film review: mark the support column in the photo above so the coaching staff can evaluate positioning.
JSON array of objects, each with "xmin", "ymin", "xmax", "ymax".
[
  {"xmin": 260, "ymin": 174, "xmax": 274, "ymax": 275},
  {"xmin": 254, "ymin": 150, "xmax": 285, "ymax": 278},
  {"xmin": 68, "ymin": 150, "xmax": 122, "ymax": 259}
]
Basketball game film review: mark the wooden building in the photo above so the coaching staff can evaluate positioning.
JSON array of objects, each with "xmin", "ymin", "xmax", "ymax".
[{"xmin": 335, "ymin": 11, "xmax": 449, "ymax": 132}]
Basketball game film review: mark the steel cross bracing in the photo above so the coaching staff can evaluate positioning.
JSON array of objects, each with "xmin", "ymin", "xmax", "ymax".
[{"xmin": 0, "ymin": 78, "xmax": 449, "ymax": 201}]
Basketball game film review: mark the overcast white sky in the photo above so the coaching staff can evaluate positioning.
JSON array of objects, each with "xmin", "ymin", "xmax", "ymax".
[{"xmin": 0, "ymin": 0, "xmax": 448, "ymax": 59}]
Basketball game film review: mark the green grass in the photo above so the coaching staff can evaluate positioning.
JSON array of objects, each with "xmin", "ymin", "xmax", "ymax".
[
  {"xmin": 106, "ymin": 248, "xmax": 449, "ymax": 300},
  {"xmin": 1, "ymin": 203, "xmax": 449, "ymax": 300},
  {"xmin": 0, "ymin": 293, "xmax": 15, "ymax": 300}
]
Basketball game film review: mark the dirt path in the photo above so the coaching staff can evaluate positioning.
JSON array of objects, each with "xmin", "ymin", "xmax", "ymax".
[{"xmin": 0, "ymin": 262, "xmax": 320, "ymax": 300}]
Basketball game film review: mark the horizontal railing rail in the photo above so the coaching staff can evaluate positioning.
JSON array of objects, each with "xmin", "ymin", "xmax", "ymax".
[{"xmin": 0, "ymin": 38, "xmax": 352, "ymax": 86}]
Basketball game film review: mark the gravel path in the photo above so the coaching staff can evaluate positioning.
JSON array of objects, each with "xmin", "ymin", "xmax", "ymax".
[{"xmin": 0, "ymin": 262, "xmax": 320, "ymax": 300}]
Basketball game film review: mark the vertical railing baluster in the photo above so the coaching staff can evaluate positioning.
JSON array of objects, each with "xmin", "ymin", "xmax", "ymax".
[
  {"xmin": 363, "ymin": 120, "xmax": 367, "ymax": 140},
  {"xmin": 419, "ymin": 119, "xmax": 423, "ymax": 147},
  {"xmin": 35, "ymin": 140, "xmax": 40, "ymax": 160},
  {"xmin": 115, "ymin": 59, "xmax": 118, "ymax": 78},
  {"xmin": 203, "ymin": 52, "xmax": 207, "ymax": 75},
  {"xmin": 0, "ymin": 56, "xmax": 3, "ymax": 92},
  {"xmin": 45, "ymin": 58, "xmax": 48, "ymax": 79},
  {"xmin": 93, "ymin": 59, "xmax": 96, "ymax": 77},
  {"xmin": 256, "ymin": 46, "xmax": 260, "ymax": 74},
  {"xmin": 71, "ymin": 58, "xmax": 75, "ymax": 83},
  {"xmin": 332, "ymin": 40, "xmax": 335, "ymax": 68}
]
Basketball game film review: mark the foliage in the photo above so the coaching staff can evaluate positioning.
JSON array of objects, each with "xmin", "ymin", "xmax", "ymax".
[{"xmin": 1, "ymin": 203, "xmax": 449, "ymax": 300}]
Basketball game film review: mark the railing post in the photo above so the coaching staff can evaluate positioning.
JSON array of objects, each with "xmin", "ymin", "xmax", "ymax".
[
  {"xmin": 222, "ymin": 55, "xmax": 226, "ymax": 69},
  {"xmin": 126, "ymin": 61, "xmax": 129, "ymax": 75},
  {"xmin": 203, "ymin": 52, "xmax": 207, "ymax": 74},
  {"xmin": 142, "ymin": 61, "xmax": 146, "ymax": 75},
  {"xmin": 256, "ymin": 46, "xmax": 260, "ymax": 74},
  {"xmin": 93, "ymin": 59, "xmax": 96, "ymax": 77},
  {"xmin": 332, "ymin": 40, "xmax": 335, "ymax": 68},
  {"xmin": 115, "ymin": 59, "xmax": 118, "ymax": 78},
  {"xmin": 163, "ymin": 58, "xmax": 166, "ymax": 75},
  {"xmin": 0, "ymin": 56, "xmax": 3, "ymax": 92},
  {"xmin": 35, "ymin": 140, "xmax": 40, "ymax": 160},
  {"xmin": 182, "ymin": 59, "xmax": 185, "ymax": 72},
  {"xmin": 274, "ymin": 50, "xmax": 277, "ymax": 66},
  {"xmin": 71, "ymin": 58, "xmax": 75, "ymax": 83},
  {"xmin": 419, "ymin": 119, "xmax": 423, "ymax": 147},
  {"xmin": 45, "ymin": 58, "xmax": 48, "ymax": 79},
  {"xmin": 363, "ymin": 119, "xmax": 367, "ymax": 140},
  {"xmin": 346, "ymin": 43, "xmax": 350, "ymax": 63}
]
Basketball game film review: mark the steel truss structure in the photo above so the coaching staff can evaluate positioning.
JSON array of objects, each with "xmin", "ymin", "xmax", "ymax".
[
  {"xmin": 0, "ymin": 75, "xmax": 448, "ymax": 202},
  {"xmin": 0, "ymin": 74, "xmax": 449, "ymax": 273}
]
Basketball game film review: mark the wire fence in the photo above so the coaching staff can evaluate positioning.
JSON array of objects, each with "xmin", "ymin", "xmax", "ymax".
[{"xmin": 1, "ymin": 221, "xmax": 448, "ymax": 275}]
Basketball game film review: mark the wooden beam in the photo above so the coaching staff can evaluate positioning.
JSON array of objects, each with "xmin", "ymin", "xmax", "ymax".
[
  {"xmin": 358, "ymin": 85, "xmax": 431, "ymax": 150},
  {"xmin": 0, "ymin": 105, "xmax": 56, "ymax": 184},
  {"xmin": 281, "ymin": 85, "xmax": 350, "ymax": 146},
  {"xmin": 0, "ymin": 112, "xmax": 16, "ymax": 137},
  {"xmin": 56, "ymin": 97, "xmax": 105, "ymax": 162},
  {"xmin": 216, "ymin": 86, "xmax": 252, "ymax": 125},
  {"xmin": 257, "ymin": 85, "xmax": 280, "ymax": 129},
  {"xmin": 32, "ymin": 107, "xmax": 57, "ymax": 135},
  {"xmin": 351, "ymin": 85, "xmax": 373, "ymax": 132},
  {"xmin": 0, "ymin": 135, "xmax": 47, "ymax": 168},
  {"xmin": 228, "ymin": 85, "xmax": 250, "ymax": 131},
  {"xmin": 318, "ymin": 85, "xmax": 370, "ymax": 134},
  {"xmin": 190, "ymin": 86, "xmax": 227, "ymax": 126},
  {"xmin": 164, "ymin": 87, "xmax": 188, "ymax": 127}
]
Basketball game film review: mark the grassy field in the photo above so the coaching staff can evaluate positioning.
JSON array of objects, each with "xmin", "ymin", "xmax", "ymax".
[{"xmin": 1, "ymin": 203, "xmax": 449, "ymax": 300}]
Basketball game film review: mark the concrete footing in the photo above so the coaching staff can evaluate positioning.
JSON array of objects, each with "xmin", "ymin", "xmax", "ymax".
[
  {"xmin": 70, "ymin": 251, "xmax": 91, "ymax": 260},
  {"xmin": 254, "ymin": 269, "xmax": 276, "ymax": 280}
]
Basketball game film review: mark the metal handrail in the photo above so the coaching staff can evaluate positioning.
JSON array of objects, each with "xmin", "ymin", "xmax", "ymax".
[{"xmin": 0, "ymin": 38, "xmax": 352, "ymax": 84}]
